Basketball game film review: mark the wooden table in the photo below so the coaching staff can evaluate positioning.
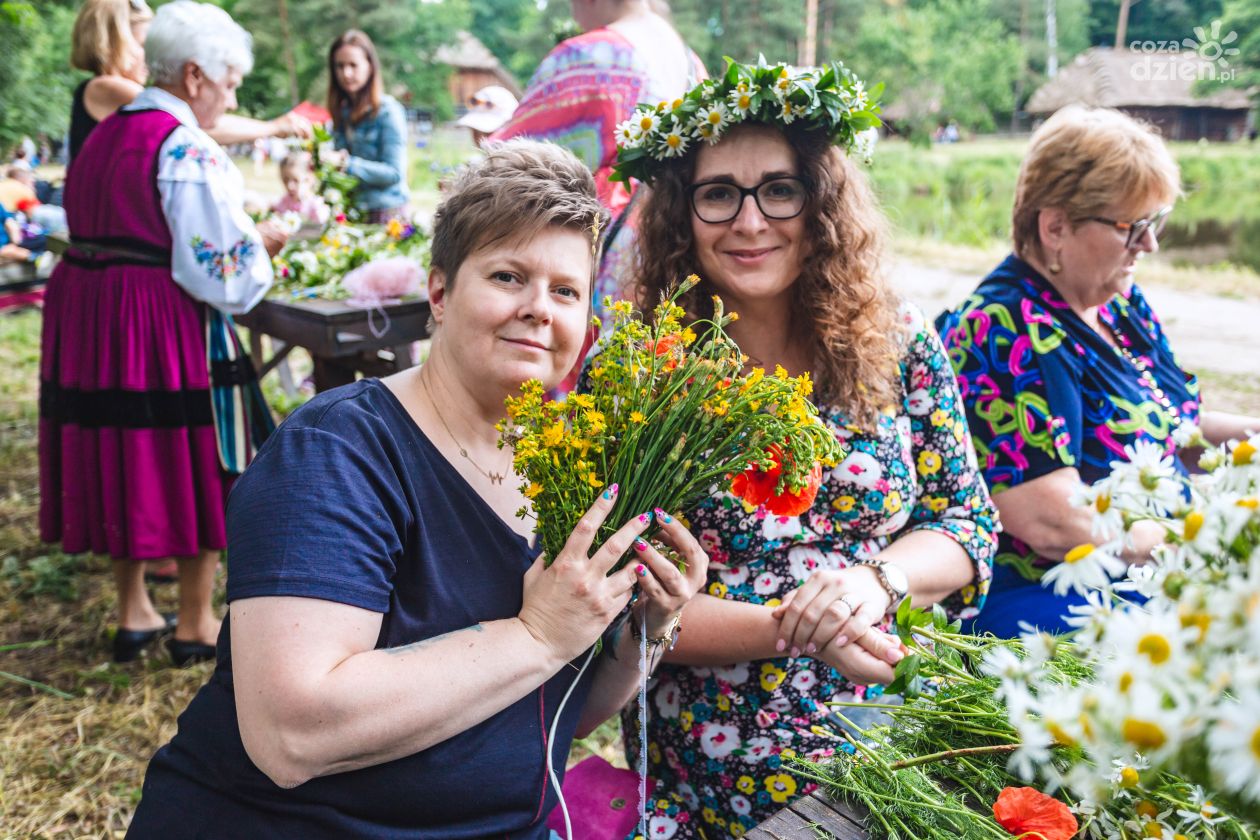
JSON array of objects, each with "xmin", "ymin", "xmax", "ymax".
[
  {"xmin": 747, "ymin": 791, "xmax": 869, "ymax": 839},
  {"xmin": 235, "ymin": 297, "xmax": 430, "ymax": 392}
]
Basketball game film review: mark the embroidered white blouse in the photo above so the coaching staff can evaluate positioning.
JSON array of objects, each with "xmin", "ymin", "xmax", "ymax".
[{"xmin": 124, "ymin": 87, "xmax": 272, "ymax": 315}]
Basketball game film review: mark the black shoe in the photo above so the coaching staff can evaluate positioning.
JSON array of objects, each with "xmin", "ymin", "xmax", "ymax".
[
  {"xmin": 112, "ymin": 614, "xmax": 178, "ymax": 663},
  {"xmin": 167, "ymin": 637, "xmax": 217, "ymax": 667}
]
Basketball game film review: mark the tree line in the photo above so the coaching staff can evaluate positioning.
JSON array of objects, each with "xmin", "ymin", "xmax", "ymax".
[{"xmin": 0, "ymin": 0, "xmax": 1253, "ymax": 152}]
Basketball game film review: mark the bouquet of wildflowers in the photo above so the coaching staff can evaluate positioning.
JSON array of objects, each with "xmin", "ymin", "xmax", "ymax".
[
  {"xmin": 271, "ymin": 215, "xmax": 428, "ymax": 301},
  {"xmin": 498, "ymin": 276, "xmax": 844, "ymax": 567},
  {"xmin": 798, "ymin": 601, "xmax": 1256, "ymax": 839},
  {"xmin": 988, "ymin": 430, "xmax": 1260, "ymax": 831}
]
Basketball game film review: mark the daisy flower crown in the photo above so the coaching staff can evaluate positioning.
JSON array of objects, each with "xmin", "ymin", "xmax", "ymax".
[{"xmin": 611, "ymin": 56, "xmax": 883, "ymax": 184}]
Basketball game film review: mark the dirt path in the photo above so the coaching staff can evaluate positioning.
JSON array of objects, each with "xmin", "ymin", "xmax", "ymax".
[{"xmin": 894, "ymin": 260, "xmax": 1260, "ymax": 377}]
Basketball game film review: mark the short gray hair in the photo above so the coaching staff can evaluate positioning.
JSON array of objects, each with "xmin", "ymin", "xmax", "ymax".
[{"xmin": 145, "ymin": 1, "xmax": 253, "ymax": 86}]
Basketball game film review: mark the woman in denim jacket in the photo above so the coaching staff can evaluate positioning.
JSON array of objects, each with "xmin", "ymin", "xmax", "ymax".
[{"xmin": 325, "ymin": 30, "xmax": 409, "ymax": 223}]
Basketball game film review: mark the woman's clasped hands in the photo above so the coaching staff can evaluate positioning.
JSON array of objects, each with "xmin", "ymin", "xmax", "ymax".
[
  {"xmin": 517, "ymin": 484, "xmax": 709, "ymax": 666},
  {"xmin": 772, "ymin": 567, "xmax": 906, "ymax": 686}
]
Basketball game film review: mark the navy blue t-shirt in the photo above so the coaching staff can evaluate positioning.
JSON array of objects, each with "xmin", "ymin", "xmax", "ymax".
[{"xmin": 129, "ymin": 379, "xmax": 594, "ymax": 839}]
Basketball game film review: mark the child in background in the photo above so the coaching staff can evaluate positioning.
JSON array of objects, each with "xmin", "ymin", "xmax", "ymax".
[{"xmin": 271, "ymin": 151, "xmax": 328, "ymax": 226}]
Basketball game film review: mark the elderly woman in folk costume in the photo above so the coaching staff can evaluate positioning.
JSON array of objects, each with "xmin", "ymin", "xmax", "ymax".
[
  {"xmin": 608, "ymin": 61, "xmax": 999, "ymax": 836},
  {"xmin": 40, "ymin": 0, "xmax": 282, "ymax": 666}
]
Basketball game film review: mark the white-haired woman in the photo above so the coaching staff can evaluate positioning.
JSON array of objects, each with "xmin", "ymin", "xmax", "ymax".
[{"xmin": 40, "ymin": 0, "xmax": 285, "ymax": 665}]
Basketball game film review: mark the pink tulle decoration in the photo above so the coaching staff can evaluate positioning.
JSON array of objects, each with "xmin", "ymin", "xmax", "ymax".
[{"xmin": 343, "ymin": 256, "xmax": 426, "ymax": 306}]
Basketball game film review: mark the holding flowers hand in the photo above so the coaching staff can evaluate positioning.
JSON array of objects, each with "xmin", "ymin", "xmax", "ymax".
[
  {"xmin": 629, "ymin": 508, "xmax": 709, "ymax": 641},
  {"xmin": 517, "ymin": 485, "xmax": 651, "ymax": 665},
  {"xmin": 517, "ymin": 489, "xmax": 708, "ymax": 666}
]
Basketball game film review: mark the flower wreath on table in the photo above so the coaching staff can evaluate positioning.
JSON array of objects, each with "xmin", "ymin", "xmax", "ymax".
[{"xmin": 611, "ymin": 55, "xmax": 883, "ymax": 184}]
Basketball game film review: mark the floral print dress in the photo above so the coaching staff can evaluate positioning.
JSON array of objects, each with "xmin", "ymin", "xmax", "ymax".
[{"xmin": 626, "ymin": 304, "xmax": 998, "ymax": 839}]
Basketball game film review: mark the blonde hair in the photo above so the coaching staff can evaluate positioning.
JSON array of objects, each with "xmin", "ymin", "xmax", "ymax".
[
  {"xmin": 72, "ymin": 0, "xmax": 152, "ymax": 76},
  {"xmin": 1013, "ymin": 106, "xmax": 1181, "ymax": 263},
  {"xmin": 632, "ymin": 124, "xmax": 902, "ymax": 430}
]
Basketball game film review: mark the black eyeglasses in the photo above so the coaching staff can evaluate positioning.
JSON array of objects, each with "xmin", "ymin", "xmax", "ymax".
[
  {"xmin": 1083, "ymin": 205, "xmax": 1172, "ymax": 249},
  {"xmin": 688, "ymin": 177, "xmax": 808, "ymax": 224}
]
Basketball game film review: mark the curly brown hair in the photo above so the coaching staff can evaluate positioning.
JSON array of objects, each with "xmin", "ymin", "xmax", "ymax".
[{"xmin": 630, "ymin": 125, "xmax": 902, "ymax": 429}]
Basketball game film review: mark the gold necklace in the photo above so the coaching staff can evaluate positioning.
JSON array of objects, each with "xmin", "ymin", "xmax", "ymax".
[{"xmin": 419, "ymin": 371, "xmax": 510, "ymax": 485}]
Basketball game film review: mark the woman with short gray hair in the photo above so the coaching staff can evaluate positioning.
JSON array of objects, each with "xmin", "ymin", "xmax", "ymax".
[{"xmin": 40, "ymin": 0, "xmax": 286, "ymax": 667}]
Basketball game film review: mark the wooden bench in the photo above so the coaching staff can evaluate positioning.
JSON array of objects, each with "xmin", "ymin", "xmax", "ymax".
[{"xmin": 747, "ymin": 790, "xmax": 869, "ymax": 839}]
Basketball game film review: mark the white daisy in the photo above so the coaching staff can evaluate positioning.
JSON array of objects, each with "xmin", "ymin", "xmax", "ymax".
[
  {"xmin": 1206, "ymin": 689, "xmax": 1260, "ymax": 801},
  {"xmin": 1174, "ymin": 785, "xmax": 1229, "ymax": 828},
  {"xmin": 657, "ymin": 127, "xmax": 690, "ymax": 158},
  {"xmin": 778, "ymin": 100, "xmax": 798, "ymax": 124},
  {"xmin": 1040, "ymin": 541, "xmax": 1128, "ymax": 597},
  {"xmin": 727, "ymin": 83, "xmax": 757, "ymax": 116},
  {"xmin": 614, "ymin": 117, "xmax": 642, "ymax": 148},
  {"xmin": 692, "ymin": 102, "xmax": 730, "ymax": 138},
  {"xmin": 635, "ymin": 110, "xmax": 660, "ymax": 139}
]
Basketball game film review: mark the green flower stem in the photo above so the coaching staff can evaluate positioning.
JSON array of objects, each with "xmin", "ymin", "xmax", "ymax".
[{"xmin": 888, "ymin": 744, "xmax": 1020, "ymax": 771}]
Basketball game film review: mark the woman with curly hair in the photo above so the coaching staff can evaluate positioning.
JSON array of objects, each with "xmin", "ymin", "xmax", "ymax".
[{"xmin": 612, "ymin": 64, "xmax": 998, "ymax": 836}]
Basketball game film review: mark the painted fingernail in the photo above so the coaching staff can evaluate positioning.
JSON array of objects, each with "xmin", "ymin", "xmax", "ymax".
[
  {"xmin": 654, "ymin": 508, "xmax": 672, "ymax": 523},
  {"xmin": 790, "ymin": 646, "xmax": 800, "ymax": 658},
  {"xmin": 836, "ymin": 635, "xmax": 849, "ymax": 647},
  {"xmin": 610, "ymin": 483, "xmax": 619, "ymax": 497},
  {"xmin": 634, "ymin": 538, "xmax": 649, "ymax": 552},
  {"xmin": 602, "ymin": 488, "xmax": 612, "ymax": 500},
  {"xmin": 635, "ymin": 564, "xmax": 647, "ymax": 577},
  {"xmin": 775, "ymin": 638, "xmax": 786, "ymax": 653},
  {"xmin": 806, "ymin": 643, "xmax": 817, "ymax": 654},
  {"xmin": 638, "ymin": 512, "xmax": 653, "ymax": 524}
]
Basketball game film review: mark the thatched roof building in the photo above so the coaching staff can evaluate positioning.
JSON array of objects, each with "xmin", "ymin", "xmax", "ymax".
[
  {"xmin": 435, "ymin": 31, "xmax": 522, "ymax": 109},
  {"xmin": 1027, "ymin": 47, "xmax": 1251, "ymax": 141}
]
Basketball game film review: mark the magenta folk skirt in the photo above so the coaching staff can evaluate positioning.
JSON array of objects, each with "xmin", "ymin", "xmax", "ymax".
[{"xmin": 38, "ymin": 259, "xmax": 231, "ymax": 561}]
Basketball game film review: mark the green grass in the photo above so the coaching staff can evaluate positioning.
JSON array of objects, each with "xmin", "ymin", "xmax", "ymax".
[{"xmin": 867, "ymin": 137, "xmax": 1260, "ymax": 276}]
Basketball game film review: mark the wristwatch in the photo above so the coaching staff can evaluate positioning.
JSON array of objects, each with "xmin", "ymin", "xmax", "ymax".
[{"xmin": 859, "ymin": 559, "xmax": 909, "ymax": 614}]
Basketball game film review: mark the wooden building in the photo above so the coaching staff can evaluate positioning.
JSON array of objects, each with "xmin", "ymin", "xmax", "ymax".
[
  {"xmin": 1027, "ymin": 48, "xmax": 1251, "ymax": 141},
  {"xmin": 434, "ymin": 31, "xmax": 522, "ymax": 111}
]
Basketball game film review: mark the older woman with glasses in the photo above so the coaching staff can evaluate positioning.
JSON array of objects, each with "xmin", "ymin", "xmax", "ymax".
[
  {"xmin": 610, "ymin": 61, "xmax": 998, "ymax": 835},
  {"xmin": 936, "ymin": 105, "xmax": 1260, "ymax": 637}
]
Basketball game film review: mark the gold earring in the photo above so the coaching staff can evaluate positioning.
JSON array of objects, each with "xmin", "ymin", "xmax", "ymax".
[{"xmin": 1048, "ymin": 251, "xmax": 1062, "ymax": 274}]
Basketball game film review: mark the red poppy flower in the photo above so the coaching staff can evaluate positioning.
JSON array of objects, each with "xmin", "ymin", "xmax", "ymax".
[
  {"xmin": 645, "ymin": 334, "xmax": 680, "ymax": 357},
  {"xmin": 992, "ymin": 787, "xmax": 1078, "ymax": 840},
  {"xmin": 730, "ymin": 445, "xmax": 824, "ymax": 516}
]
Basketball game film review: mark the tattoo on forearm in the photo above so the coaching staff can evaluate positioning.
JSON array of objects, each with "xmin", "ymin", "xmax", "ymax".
[{"xmin": 381, "ymin": 623, "xmax": 485, "ymax": 656}]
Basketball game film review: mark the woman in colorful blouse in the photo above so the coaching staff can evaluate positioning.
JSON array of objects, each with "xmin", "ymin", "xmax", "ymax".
[
  {"xmin": 612, "ymin": 68, "xmax": 998, "ymax": 837},
  {"xmin": 323, "ymin": 30, "xmax": 410, "ymax": 223},
  {"xmin": 936, "ymin": 106, "xmax": 1259, "ymax": 637},
  {"xmin": 40, "ymin": 1, "xmax": 284, "ymax": 665},
  {"xmin": 493, "ymin": 0, "xmax": 706, "ymax": 392}
]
